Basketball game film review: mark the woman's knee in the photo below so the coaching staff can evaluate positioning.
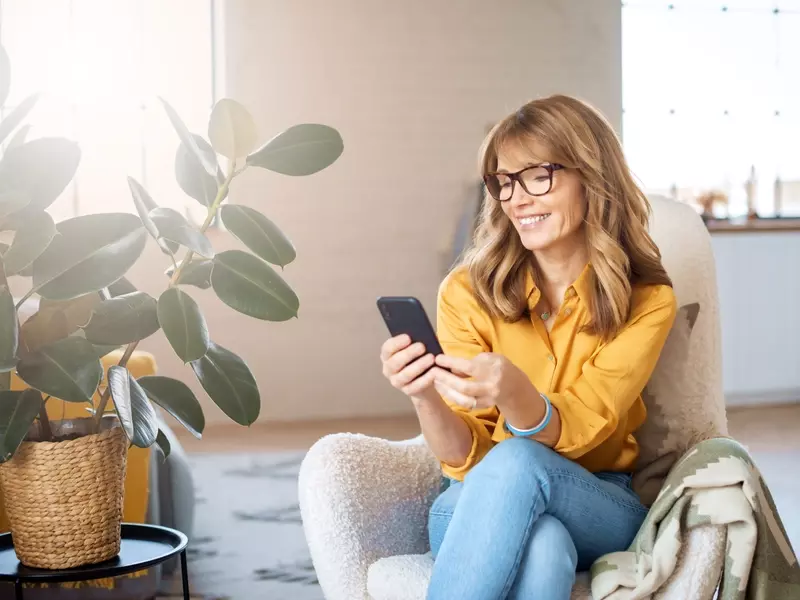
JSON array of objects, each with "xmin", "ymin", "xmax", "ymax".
[{"xmin": 471, "ymin": 436, "xmax": 556, "ymax": 480}]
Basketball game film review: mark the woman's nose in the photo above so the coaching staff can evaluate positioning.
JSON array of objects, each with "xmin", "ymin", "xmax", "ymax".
[{"xmin": 509, "ymin": 182, "xmax": 533, "ymax": 207}]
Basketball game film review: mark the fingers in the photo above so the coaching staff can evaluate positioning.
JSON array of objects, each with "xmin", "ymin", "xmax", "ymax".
[
  {"xmin": 432, "ymin": 367, "xmax": 485, "ymax": 397},
  {"xmin": 434, "ymin": 381, "xmax": 476, "ymax": 409},
  {"xmin": 389, "ymin": 353, "xmax": 435, "ymax": 390},
  {"xmin": 383, "ymin": 342, "xmax": 428, "ymax": 379},
  {"xmin": 403, "ymin": 367, "xmax": 438, "ymax": 398},
  {"xmin": 380, "ymin": 334, "xmax": 411, "ymax": 361},
  {"xmin": 435, "ymin": 354, "xmax": 474, "ymax": 376}
]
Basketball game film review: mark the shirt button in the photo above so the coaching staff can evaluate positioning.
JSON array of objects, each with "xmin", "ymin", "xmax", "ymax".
[
  {"xmin": 547, "ymin": 354, "xmax": 554, "ymax": 361},
  {"xmin": 564, "ymin": 308, "xmax": 573, "ymax": 316}
]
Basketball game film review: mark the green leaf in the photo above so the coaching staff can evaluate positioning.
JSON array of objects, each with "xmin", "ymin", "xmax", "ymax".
[
  {"xmin": 175, "ymin": 133, "xmax": 224, "ymax": 207},
  {"xmin": 138, "ymin": 375, "xmax": 205, "ymax": 439},
  {"xmin": 0, "ymin": 138, "xmax": 81, "ymax": 220},
  {"xmin": 32, "ymin": 213, "xmax": 147, "ymax": 301},
  {"xmin": 108, "ymin": 277, "xmax": 137, "ymax": 297},
  {"xmin": 157, "ymin": 288, "xmax": 210, "ymax": 363},
  {"xmin": 108, "ymin": 365, "xmax": 158, "ymax": 448},
  {"xmin": 82, "ymin": 291, "xmax": 160, "ymax": 345},
  {"xmin": 155, "ymin": 429, "xmax": 171, "ymax": 461},
  {"xmin": 165, "ymin": 258, "xmax": 213, "ymax": 289},
  {"xmin": 16, "ymin": 337, "xmax": 102, "ymax": 402},
  {"xmin": 0, "ymin": 389, "xmax": 42, "ymax": 462},
  {"xmin": 6, "ymin": 124, "xmax": 31, "ymax": 151},
  {"xmin": 3, "ymin": 211, "xmax": 56, "ymax": 276},
  {"xmin": 0, "ymin": 191, "xmax": 30, "ymax": 221},
  {"xmin": 160, "ymin": 97, "xmax": 218, "ymax": 177},
  {"xmin": 208, "ymin": 99, "xmax": 258, "ymax": 160},
  {"xmin": 126, "ymin": 176, "xmax": 178, "ymax": 256},
  {"xmin": 191, "ymin": 342, "xmax": 259, "ymax": 426},
  {"xmin": 246, "ymin": 124, "xmax": 343, "ymax": 176},
  {"xmin": 0, "ymin": 45, "xmax": 9, "ymax": 107},
  {"xmin": 220, "ymin": 204, "xmax": 296, "ymax": 268},
  {"xmin": 0, "ymin": 94, "xmax": 39, "ymax": 146},
  {"xmin": 19, "ymin": 293, "xmax": 101, "ymax": 356},
  {"xmin": 0, "ymin": 264, "xmax": 18, "ymax": 372},
  {"xmin": 149, "ymin": 208, "xmax": 214, "ymax": 259},
  {"xmin": 211, "ymin": 250, "xmax": 299, "ymax": 321}
]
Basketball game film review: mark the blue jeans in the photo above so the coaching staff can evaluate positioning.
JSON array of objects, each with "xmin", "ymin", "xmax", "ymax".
[{"xmin": 427, "ymin": 437, "xmax": 648, "ymax": 600}]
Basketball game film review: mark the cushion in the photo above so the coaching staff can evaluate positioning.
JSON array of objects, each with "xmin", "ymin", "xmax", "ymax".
[{"xmin": 632, "ymin": 303, "xmax": 699, "ymax": 505}]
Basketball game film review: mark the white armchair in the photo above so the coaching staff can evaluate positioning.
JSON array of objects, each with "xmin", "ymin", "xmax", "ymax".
[{"xmin": 299, "ymin": 196, "xmax": 729, "ymax": 599}]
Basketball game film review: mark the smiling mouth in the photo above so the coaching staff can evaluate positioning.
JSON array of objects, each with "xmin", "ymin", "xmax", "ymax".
[{"xmin": 518, "ymin": 214, "xmax": 551, "ymax": 227}]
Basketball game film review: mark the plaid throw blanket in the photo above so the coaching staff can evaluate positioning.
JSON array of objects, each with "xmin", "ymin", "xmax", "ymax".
[{"xmin": 591, "ymin": 437, "xmax": 800, "ymax": 599}]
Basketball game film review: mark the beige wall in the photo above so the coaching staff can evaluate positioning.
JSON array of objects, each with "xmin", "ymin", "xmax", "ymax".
[{"xmin": 135, "ymin": 0, "xmax": 622, "ymax": 425}]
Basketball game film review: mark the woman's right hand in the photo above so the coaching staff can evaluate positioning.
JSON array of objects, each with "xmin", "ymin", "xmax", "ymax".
[{"xmin": 380, "ymin": 335, "xmax": 440, "ymax": 403}]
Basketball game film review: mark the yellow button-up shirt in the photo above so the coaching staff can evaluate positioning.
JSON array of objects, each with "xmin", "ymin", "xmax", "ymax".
[{"xmin": 436, "ymin": 265, "xmax": 677, "ymax": 480}]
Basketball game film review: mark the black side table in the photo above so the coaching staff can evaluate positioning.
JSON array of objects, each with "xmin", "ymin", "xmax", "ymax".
[{"xmin": 0, "ymin": 523, "xmax": 190, "ymax": 600}]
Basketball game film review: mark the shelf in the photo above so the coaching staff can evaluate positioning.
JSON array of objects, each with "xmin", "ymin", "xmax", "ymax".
[{"xmin": 705, "ymin": 218, "xmax": 800, "ymax": 234}]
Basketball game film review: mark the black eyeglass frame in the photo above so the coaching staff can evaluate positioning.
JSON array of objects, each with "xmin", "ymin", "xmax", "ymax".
[{"xmin": 482, "ymin": 163, "xmax": 566, "ymax": 201}]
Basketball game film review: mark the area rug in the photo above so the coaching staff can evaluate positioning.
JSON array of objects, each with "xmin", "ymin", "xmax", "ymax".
[{"xmin": 160, "ymin": 451, "xmax": 322, "ymax": 600}]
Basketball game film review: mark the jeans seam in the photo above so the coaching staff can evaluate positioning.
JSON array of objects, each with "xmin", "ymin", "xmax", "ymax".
[{"xmin": 546, "ymin": 468, "xmax": 648, "ymax": 514}]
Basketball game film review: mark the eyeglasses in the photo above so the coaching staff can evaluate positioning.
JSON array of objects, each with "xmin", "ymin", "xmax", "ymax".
[{"xmin": 483, "ymin": 163, "xmax": 565, "ymax": 202}]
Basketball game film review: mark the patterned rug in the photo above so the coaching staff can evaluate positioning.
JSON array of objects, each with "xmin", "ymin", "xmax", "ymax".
[{"xmin": 159, "ymin": 451, "xmax": 321, "ymax": 600}]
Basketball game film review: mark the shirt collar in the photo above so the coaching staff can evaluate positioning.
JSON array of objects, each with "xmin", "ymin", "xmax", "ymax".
[{"xmin": 525, "ymin": 262, "xmax": 593, "ymax": 306}]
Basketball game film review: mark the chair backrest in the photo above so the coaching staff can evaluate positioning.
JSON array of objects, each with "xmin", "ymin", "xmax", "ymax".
[{"xmin": 631, "ymin": 195, "xmax": 729, "ymax": 505}]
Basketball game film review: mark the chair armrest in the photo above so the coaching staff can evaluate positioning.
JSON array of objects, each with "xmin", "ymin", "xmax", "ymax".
[{"xmin": 299, "ymin": 433, "xmax": 442, "ymax": 600}]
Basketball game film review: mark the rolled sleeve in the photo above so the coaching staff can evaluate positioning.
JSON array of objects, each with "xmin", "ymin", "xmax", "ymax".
[
  {"xmin": 440, "ymin": 408, "xmax": 498, "ymax": 480},
  {"xmin": 549, "ymin": 285, "xmax": 677, "ymax": 459}
]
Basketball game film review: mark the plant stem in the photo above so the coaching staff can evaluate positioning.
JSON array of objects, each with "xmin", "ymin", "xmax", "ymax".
[
  {"xmin": 38, "ymin": 396, "xmax": 53, "ymax": 442},
  {"xmin": 93, "ymin": 341, "xmax": 139, "ymax": 430},
  {"xmin": 14, "ymin": 287, "xmax": 35, "ymax": 311},
  {"xmin": 169, "ymin": 162, "xmax": 238, "ymax": 286}
]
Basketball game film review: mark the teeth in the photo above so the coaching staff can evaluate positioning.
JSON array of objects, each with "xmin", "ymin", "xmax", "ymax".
[{"xmin": 519, "ymin": 214, "xmax": 550, "ymax": 225}]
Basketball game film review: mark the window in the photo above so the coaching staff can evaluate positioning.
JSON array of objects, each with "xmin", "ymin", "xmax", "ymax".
[
  {"xmin": 0, "ymin": 0, "xmax": 214, "ymax": 223},
  {"xmin": 622, "ymin": 0, "xmax": 800, "ymax": 218}
]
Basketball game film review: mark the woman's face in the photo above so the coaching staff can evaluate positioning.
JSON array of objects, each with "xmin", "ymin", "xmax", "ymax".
[{"xmin": 495, "ymin": 143, "xmax": 587, "ymax": 253}]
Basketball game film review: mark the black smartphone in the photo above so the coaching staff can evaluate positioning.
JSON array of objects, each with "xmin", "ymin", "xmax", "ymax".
[{"xmin": 376, "ymin": 296, "xmax": 444, "ymax": 357}]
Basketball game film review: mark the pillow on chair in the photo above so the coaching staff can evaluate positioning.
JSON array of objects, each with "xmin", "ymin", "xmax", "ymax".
[{"xmin": 632, "ymin": 302, "xmax": 721, "ymax": 506}]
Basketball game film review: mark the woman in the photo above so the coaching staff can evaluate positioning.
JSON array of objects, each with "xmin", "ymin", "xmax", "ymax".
[{"xmin": 380, "ymin": 95, "xmax": 677, "ymax": 599}]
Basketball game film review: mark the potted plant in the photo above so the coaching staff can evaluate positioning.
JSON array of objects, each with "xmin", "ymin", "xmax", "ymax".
[{"xmin": 0, "ymin": 44, "xmax": 343, "ymax": 569}]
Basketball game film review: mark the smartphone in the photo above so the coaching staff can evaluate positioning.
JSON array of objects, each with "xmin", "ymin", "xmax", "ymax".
[{"xmin": 376, "ymin": 296, "xmax": 444, "ymax": 357}]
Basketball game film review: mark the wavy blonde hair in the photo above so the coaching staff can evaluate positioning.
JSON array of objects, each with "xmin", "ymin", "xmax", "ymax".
[{"xmin": 461, "ymin": 94, "xmax": 671, "ymax": 341}]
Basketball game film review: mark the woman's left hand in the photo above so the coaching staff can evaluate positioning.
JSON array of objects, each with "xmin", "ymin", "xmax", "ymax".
[{"xmin": 432, "ymin": 353, "xmax": 535, "ymax": 410}]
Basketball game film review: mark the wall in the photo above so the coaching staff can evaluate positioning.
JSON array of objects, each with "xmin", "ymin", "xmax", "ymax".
[
  {"xmin": 712, "ymin": 232, "xmax": 800, "ymax": 405},
  {"xmin": 134, "ymin": 0, "xmax": 623, "ymax": 424}
]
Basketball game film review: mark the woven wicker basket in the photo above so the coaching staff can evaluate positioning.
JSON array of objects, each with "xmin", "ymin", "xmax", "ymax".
[{"xmin": 0, "ymin": 419, "xmax": 128, "ymax": 569}]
